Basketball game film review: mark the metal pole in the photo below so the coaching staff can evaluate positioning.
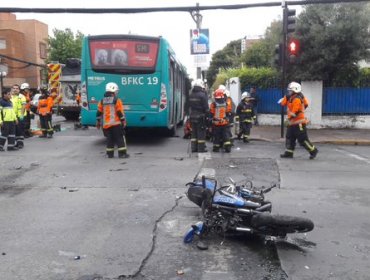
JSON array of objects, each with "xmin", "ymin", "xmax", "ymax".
[
  {"xmin": 191, "ymin": 3, "xmax": 203, "ymax": 79},
  {"xmin": 0, "ymin": 72, "xmax": 3, "ymax": 94},
  {"xmin": 280, "ymin": 3, "xmax": 288, "ymax": 138}
]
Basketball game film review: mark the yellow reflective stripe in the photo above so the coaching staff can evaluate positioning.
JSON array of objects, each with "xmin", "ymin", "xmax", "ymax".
[
  {"xmin": 197, "ymin": 140, "xmax": 206, "ymax": 143},
  {"xmin": 118, "ymin": 147, "xmax": 127, "ymax": 151},
  {"xmin": 304, "ymin": 141, "xmax": 315, "ymax": 151},
  {"xmin": 191, "ymin": 138, "xmax": 197, "ymax": 142},
  {"xmin": 106, "ymin": 148, "xmax": 114, "ymax": 152}
]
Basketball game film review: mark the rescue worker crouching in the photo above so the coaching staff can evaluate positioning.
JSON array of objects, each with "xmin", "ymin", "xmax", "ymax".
[
  {"xmin": 96, "ymin": 82, "xmax": 129, "ymax": 159},
  {"xmin": 37, "ymin": 87, "xmax": 54, "ymax": 138},
  {"xmin": 188, "ymin": 79, "xmax": 209, "ymax": 153},
  {"xmin": 279, "ymin": 82, "xmax": 318, "ymax": 159},
  {"xmin": 210, "ymin": 89, "xmax": 232, "ymax": 153},
  {"xmin": 236, "ymin": 91, "xmax": 255, "ymax": 143},
  {"xmin": 0, "ymin": 90, "xmax": 19, "ymax": 151}
]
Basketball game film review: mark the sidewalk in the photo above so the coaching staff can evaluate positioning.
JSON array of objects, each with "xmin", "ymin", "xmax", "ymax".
[{"xmin": 250, "ymin": 125, "xmax": 370, "ymax": 145}]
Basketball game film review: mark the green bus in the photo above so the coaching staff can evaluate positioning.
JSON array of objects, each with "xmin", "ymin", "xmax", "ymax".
[{"xmin": 80, "ymin": 34, "xmax": 189, "ymax": 135}]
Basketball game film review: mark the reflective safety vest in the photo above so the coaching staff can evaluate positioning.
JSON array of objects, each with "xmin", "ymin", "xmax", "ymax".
[
  {"xmin": 37, "ymin": 96, "xmax": 54, "ymax": 116},
  {"xmin": 11, "ymin": 94, "xmax": 25, "ymax": 118},
  {"xmin": 281, "ymin": 93, "xmax": 308, "ymax": 126},
  {"xmin": 97, "ymin": 96, "xmax": 125, "ymax": 129},
  {"xmin": 0, "ymin": 99, "xmax": 17, "ymax": 123},
  {"xmin": 23, "ymin": 91, "xmax": 32, "ymax": 112},
  {"xmin": 210, "ymin": 100, "xmax": 231, "ymax": 126}
]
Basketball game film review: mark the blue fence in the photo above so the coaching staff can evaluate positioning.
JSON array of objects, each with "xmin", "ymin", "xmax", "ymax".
[
  {"xmin": 258, "ymin": 88, "xmax": 283, "ymax": 114},
  {"xmin": 323, "ymin": 88, "xmax": 370, "ymax": 115},
  {"xmin": 256, "ymin": 87, "xmax": 370, "ymax": 115}
]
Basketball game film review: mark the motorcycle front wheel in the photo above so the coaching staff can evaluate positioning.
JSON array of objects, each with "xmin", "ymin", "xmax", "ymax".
[{"xmin": 251, "ymin": 213, "xmax": 314, "ymax": 237}]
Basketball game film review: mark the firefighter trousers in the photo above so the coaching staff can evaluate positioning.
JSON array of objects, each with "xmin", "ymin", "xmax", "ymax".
[
  {"xmin": 104, "ymin": 125, "xmax": 127, "ymax": 157},
  {"xmin": 0, "ymin": 121, "xmax": 17, "ymax": 149},
  {"xmin": 190, "ymin": 120, "xmax": 207, "ymax": 152},
  {"xmin": 285, "ymin": 123, "xmax": 316, "ymax": 154},
  {"xmin": 40, "ymin": 114, "xmax": 53, "ymax": 137}
]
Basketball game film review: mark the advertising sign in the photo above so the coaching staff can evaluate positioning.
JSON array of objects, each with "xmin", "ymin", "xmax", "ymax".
[{"xmin": 190, "ymin": 29, "xmax": 210, "ymax": 55}]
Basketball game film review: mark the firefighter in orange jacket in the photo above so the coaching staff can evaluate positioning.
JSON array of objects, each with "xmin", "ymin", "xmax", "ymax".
[
  {"xmin": 279, "ymin": 82, "xmax": 318, "ymax": 159},
  {"xmin": 210, "ymin": 89, "xmax": 232, "ymax": 153},
  {"xmin": 96, "ymin": 82, "xmax": 129, "ymax": 159},
  {"xmin": 20, "ymin": 83, "xmax": 33, "ymax": 138},
  {"xmin": 37, "ymin": 87, "xmax": 54, "ymax": 138}
]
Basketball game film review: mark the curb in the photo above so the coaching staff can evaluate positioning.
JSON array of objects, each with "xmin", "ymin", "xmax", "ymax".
[
  {"xmin": 249, "ymin": 137, "xmax": 370, "ymax": 146},
  {"xmin": 314, "ymin": 140, "xmax": 370, "ymax": 146}
]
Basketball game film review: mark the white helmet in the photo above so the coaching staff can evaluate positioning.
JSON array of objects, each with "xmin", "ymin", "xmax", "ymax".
[
  {"xmin": 287, "ymin": 82, "xmax": 301, "ymax": 93},
  {"xmin": 218, "ymin": 84, "xmax": 226, "ymax": 92},
  {"xmin": 241, "ymin": 91, "xmax": 251, "ymax": 100},
  {"xmin": 224, "ymin": 89, "xmax": 230, "ymax": 98},
  {"xmin": 20, "ymin": 83, "xmax": 30, "ymax": 90},
  {"xmin": 193, "ymin": 79, "xmax": 205, "ymax": 88},
  {"xmin": 106, "ymin": 82, "xmax": 119, "ymax": 93}
]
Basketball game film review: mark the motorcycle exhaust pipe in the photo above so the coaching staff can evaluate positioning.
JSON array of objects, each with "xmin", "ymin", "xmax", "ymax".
[
  {"xmin": 235, "ymin": 227, "xmax": 253, "ymax": 233},
  {"xmin": 255, "ymin": 203, "xmax": 272, "ymax": 212}
]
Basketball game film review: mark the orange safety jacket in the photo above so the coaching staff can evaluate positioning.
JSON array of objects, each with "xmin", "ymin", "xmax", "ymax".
[
  {"xmin": 280, "ymin": 93, "xmax": 308, "ymax": 126},
  {"xmin": 210, "ymin": 100, "xmax": 232, "ymax": 126},
  {"xmin": 24, "ymin": 91, "xmax": 31, "ymax": 111},
  {"xmin": 37, "ymin": 95, "xmax": 54, "ymax": 116},
  {"xmin": 97, "ymin": 95, "xmax": 125, "ymax": 129}
]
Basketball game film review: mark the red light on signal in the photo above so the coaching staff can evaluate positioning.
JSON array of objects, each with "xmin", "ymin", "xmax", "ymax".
[{"xmin": 288, "ymin": 38, "xmax": 300, "ymax": 56}]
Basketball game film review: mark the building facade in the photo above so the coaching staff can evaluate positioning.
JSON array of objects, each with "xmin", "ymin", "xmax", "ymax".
[{"xmin": 0, "ymin": 13, "xmax": 48, "ymax": 90}]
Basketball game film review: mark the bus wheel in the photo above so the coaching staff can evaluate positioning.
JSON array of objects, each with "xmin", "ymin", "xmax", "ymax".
[{"xmin": 167, "ymin": 126, "xmax": 176, "ymax": 137}]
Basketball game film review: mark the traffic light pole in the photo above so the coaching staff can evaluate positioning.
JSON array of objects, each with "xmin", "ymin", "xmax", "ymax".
[
  {"xmin": 280, "ymin": 3, "xmax": 296, "ymax": 138},
  {"xmin": 191, "ymin": 3, "xmax": 203, "ymax": 79},
  {"xmin": 280, "ymin": 4, "xmax": 288, "ymax": 138}
]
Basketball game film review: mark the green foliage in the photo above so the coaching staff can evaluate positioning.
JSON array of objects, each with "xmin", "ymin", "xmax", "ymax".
[
  {"xmin": 213, "ymin": 67, "xmax": 280, "ymax": 91},
  {"xmin": 47, "ymin": 28, "xmax": 84, "ymax": 64},
  {"xmin": 291, "ymin": 2, "xmax": 370, "ymax": 85},
  {"xmin": 206, "ymin": 39, "xmax": 242, "ymax": 87},
  {"xmin": 241, "ymin": 41, "xmax": 271, "ymax": 68},
  {"xmin": 359, "ymin": 68, "xmax": 370, "ymax": 87}
]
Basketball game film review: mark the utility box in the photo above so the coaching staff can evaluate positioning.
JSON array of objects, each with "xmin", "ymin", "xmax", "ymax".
[{"xmin": 227, "ymin": 77, "xmax": 241, "ymax": 105}]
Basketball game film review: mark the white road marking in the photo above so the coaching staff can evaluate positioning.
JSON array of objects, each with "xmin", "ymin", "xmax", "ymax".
[{"xmin": 336, "ymin": 149, "xmax": 370, "ymax": 164}]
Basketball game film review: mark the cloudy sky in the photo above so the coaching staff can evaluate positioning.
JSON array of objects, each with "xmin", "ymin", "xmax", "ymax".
[{"xmin": 3, "ymin": 0, "xmax": 287, "ymax": 78}]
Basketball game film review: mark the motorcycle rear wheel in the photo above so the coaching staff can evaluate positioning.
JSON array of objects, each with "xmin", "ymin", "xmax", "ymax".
[{"xmin": 251, "ymin": 213, "xmax": 314, "ymax": 237}]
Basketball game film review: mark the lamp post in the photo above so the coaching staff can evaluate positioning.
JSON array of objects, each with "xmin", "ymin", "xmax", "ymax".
[{"xmin": 0, "ymin": 71, "xmax": 7, "ymax": 94}]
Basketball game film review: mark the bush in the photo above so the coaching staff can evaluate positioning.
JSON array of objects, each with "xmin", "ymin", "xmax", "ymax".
[{"xmin": 212, "ymin": 67, "xmax": 280, "ymax": 91}]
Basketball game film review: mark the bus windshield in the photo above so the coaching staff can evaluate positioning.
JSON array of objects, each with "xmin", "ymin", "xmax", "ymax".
[{"xmin": 89, "ymin": 38, "xmax": 159, "ymax": 70}]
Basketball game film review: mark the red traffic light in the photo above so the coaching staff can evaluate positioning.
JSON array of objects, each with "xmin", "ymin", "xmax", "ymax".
[{"xmin": 288, "ymin": 38, "xmax": 300, "ymax": 56}]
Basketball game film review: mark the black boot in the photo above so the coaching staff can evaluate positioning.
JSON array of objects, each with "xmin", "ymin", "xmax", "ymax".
[
  {"xmin": 118, "ymin": 152, "xmax": 130, "ymax": 158},
  {"xmin": 309, "ymin": 148, "xmax": 318, "ymax": 160},
  {"xmin": 280, "ymin": 151, "xmax": 293, "ymax": 158},
  {"xmin": 107, "ymin": 151, "xmax": 114, "ymax": 158}
]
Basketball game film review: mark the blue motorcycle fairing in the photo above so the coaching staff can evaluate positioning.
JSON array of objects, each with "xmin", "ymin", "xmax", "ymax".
[
  {"xmin": 213, "ymin": 193, "xmax": 245, "ymax": 207},
  {"xmin": 193, "ymin": 179, "xmax": 216, "ymax": 191},
  {"xmin": 183, "ymin": 221, "xmax": 204, "ymax": 243}
]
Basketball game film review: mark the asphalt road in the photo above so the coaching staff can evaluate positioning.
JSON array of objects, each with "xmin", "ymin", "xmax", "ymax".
[{"xmin": 1, "ymin": 119, "xmax": 370, "ymax": 280}]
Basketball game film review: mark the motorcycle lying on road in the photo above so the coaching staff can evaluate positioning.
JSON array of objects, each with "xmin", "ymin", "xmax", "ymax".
[{"xmin": 184, "ymin": 169, "xmax": 314, "ymax": 243}]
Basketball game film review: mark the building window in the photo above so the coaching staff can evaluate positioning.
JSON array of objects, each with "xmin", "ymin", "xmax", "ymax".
[
  {"xmin": 39, "ymin": 42, "xmax": 47, "ymax": 59},
  {"xmin": 0, "ymin": 39, "xmax": 6, "ymax": 50}
]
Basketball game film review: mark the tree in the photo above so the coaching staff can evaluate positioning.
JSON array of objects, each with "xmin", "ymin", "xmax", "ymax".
[
  {"xmin": 241, "ymin": 40, "xmax": 271, "ymax": 68},
  {"xmin": 47, "ymin": 28, "xmax": 84, "ymax": 64},
  {"xmin": 206, "ymin": 39, "xmax": 242, "ymax": 87},
  {"xmin": 291, "ymin": 2, "xmax": 370, "ymax": 86}
]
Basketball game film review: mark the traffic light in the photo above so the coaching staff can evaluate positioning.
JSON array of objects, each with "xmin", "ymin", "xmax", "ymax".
[
  {"xmin": 284, "ymin": 8, "xmax": 296, "ymax": 35},
  {"xmin": 274, "ymin": 43, "xmax": 283, "ymax": 67},
  {"xmin": 287, "ymin": 38, "xmax": 300, "ymax": 63}
]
